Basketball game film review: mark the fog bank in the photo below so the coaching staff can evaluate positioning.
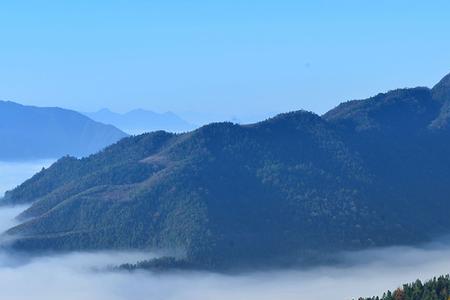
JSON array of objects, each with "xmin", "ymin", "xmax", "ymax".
[
  {"xmin": 0, "ymin": 160, "xmax": 54, "ymax": 196},
  {"xmin": 0, "ymin": 237, "xmax": 448, "ymax": 300}
]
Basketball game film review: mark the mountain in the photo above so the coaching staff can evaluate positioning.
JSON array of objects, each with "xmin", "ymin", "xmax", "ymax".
[
  {"xmin": 85, "ymin": 108, "xmax": 195, "ymax": 134},
  {"xmin": 0, "ymin": 101, "xmax": 128, "ymax": 160},
  {"xmin": 3, "ymin": 73, "xmax": 450, "ymax": 270}
]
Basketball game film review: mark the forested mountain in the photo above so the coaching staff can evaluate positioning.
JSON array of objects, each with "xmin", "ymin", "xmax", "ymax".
[
  {"xmin": 2, "ymin": 74, "xmax": 450, "ymax": 270},
  {"xmin": 85, "ymin": 108, "xmax": 195, "ymax": 134},
  {"xmin": 0, "ymin": 101, "xmax": 128, "ymax": 160},
  {"xmin": 361, "ymin": 275, "xmax": 450, "ymax": 300}
]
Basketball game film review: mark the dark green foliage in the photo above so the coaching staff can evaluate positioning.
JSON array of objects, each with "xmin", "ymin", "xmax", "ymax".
[
  {"xmin": 117, "ymin": 257, "xmax": 198, "ymax": 272},
  {"xmin": 3, "ymin": 74, "xmax": 450, "ymax": 270},
  {"xmin": 361, "ymin": 275, "xmax": 450, "ymax": 300}
]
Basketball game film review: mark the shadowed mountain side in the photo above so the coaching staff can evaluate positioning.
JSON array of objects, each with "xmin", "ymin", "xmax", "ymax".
[{"xmin": 3, "ymin": 73, "xmax": 450, "ymax": 270}]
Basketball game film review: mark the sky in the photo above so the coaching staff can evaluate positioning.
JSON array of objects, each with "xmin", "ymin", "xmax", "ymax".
[{"xmin": 1, "ymin": 0, "xmax": 450, "ymax": 123}]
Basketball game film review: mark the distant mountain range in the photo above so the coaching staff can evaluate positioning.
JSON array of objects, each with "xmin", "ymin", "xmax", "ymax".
[
  {"xmin": 3, "ymin": 73, "xmax": 450, "ymax": 270},
  {"xmin": 0, "ymin": 101, "xmax": 128, "ymax": 160},
  {"xmin": 85, "ymin": 108, "xmax": 196, "ymax": 134}
]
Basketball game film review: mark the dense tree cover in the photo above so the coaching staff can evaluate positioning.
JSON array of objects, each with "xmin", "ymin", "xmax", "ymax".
[
  {"xmin": 117, "ymin": 257, "xmax": 198, "ymax": 272},
  {"xmin": 2, "ymin": 74, "xmax": 450, "ymax": 270},
  {"xmin": 361, "ymin": 275, "xmax": 450, "ymax": 300},
  {"xmin": 0, "ymin": 101, "xmax": 127, "ymax": 160}
]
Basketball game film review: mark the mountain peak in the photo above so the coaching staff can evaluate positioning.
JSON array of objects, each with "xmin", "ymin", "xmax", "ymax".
[
  {"xmin": 432, "ymin": 72, "xmax": 450, "ymax": 102},
  {"xmin": 433, "ymin": 72, "xmax": 450, "ymax": 88}
]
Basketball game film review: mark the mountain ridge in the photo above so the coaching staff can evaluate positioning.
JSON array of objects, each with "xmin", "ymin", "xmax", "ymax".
[
  {"xmin": 0, "ymin": 100, "xmax": 128, "ymax": 160},
  {"xmin": 85, "ymin": 108, "xmax": 195, "ymax": 134},
  {"xmin": 3, "ymin": 73, "xmax": 450, "ymax": 270}
]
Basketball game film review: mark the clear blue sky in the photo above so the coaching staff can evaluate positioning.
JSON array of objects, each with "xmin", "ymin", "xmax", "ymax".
[{"xmin": 1, "ymin": 0, "xmax": 449, "ymax": 123}]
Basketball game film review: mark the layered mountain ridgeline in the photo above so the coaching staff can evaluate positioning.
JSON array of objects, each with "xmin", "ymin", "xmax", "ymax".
[
  {"xmin": 360, "ymin": 275, "xmax": 450, "ymax": 300},
  {"xmin": 85, "ymin": 108, "xmax": 196, "ymax": 134},
  {"xmin": 2, "ymin": 74, "xmax": 450, "ymax": 270},
  {"xmin": 3, "ymin": 114, "xmax": 373, "ymax": 268},
  {"xmin": 0, "ymin": 101, "xmax": 128, "ymax": 160}
]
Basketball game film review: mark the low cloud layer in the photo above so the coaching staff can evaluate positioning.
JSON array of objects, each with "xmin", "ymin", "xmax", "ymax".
[
  {"xmin": 0, "ymin": 229, "xmax": 450, "ymax": 300},
  {"xmin": 0, "ymin": 160, "xmax": 54, "ymax": 196},
  {"xmin": 0, "ymin": 205, "xmax": 28, "ymax": 234}
]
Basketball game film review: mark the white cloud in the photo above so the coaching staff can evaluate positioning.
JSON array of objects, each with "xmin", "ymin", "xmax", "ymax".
[
  {"xmin": 0, "ymin": 238, "xmax": 447, "ymax": 300},
  {"xmin": 0, "ymin": 160, "xmax": 55, "ymax": 197}
]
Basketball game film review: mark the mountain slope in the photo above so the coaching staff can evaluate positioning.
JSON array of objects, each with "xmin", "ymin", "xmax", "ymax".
[
  {"xmin": 3, "ymin": 73, "xmax": 450, "ymax": 270},
  {"xmin": 0, "ymin": 101, "xmax": 128, "ymax": 160},
  {"xmin": 324, "ymin": 86, "xmax": 450, "ymax": 238},
  {"xmin": 85, "ymin": 108, "xmax": 195, "ymax": 134},
  {"xmin": 4, "ymin": 113, "xmax": 380, "ymax": 268}
]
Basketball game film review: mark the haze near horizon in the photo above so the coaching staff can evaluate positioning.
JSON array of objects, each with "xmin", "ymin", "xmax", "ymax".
[{"xmin": 1, "ymin": 1, "xmax": 449, "ymax": 123}]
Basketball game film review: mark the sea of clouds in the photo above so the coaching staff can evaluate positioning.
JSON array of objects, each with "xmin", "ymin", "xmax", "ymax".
[
  {"xmin": 1, "ymin": 160, "xmax": 450, "ymax": 300},
  {"xmin": 0, "ymin": 236, "xmax": 449, "ymax": 300}
]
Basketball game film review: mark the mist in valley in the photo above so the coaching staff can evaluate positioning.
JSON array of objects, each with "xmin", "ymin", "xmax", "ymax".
[
  {"xmin": 0, "ymin": 160, "xmax": 54, "ymax": 196},
  {"xmin": 0, "ymin": 223, "xmax": 449, "ymax": 300}
]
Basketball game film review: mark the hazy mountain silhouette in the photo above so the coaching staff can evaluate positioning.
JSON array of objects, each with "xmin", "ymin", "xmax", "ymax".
[
  {"xmin": 0, "ymin": 101, "xmax": 128, "ymax": 160},
  {"xmin": 85, "ymin": 108, "xmax": 195, "ymax": 134},
  {"xmin": 3, "ymin": 73, "xmax": 450, "ymax": 270}
]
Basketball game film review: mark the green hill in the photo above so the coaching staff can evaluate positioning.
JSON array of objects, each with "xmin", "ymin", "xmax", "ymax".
[{"xmin": 3, "ymin": 74, "xmax": 450, "ymax": 270}]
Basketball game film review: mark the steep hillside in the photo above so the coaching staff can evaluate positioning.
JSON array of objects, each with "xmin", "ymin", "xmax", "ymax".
[
  {"xmin": 0, "ymin": 101, "xmax": 128, "ymax": 160},
  {"xmin": 3, "ymin": 74, "xmax": 450, "ymax": 270}
]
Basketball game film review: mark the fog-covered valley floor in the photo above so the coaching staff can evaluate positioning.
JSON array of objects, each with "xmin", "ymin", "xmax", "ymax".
[
  {"xmin": 1, "ymin": 161, "xmax": 450, "ymax": 300},
  {"xmin": 1, "ymin": 231, "xmax": 450, "ymax": 300}
]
